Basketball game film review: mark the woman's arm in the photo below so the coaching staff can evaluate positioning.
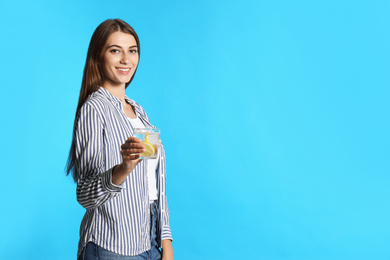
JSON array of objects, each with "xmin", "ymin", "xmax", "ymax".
[
  {"xmin": 75, "ymin": 104, "xmax": 143, "ymax": 209},
  {"xmin": 162, "ymin": 239, "xmax": 174, "ymax": 260}
]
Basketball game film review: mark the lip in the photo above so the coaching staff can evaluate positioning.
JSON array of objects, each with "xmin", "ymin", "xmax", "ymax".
[{"xmin": 116, "ymin": 67, "xmax": 131, "ymax": 75}]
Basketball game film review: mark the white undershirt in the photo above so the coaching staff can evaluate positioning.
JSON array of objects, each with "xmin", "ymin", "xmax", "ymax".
[{"xmin": 127, "ymin": 116, "xmax": 158, "ymax": 203}]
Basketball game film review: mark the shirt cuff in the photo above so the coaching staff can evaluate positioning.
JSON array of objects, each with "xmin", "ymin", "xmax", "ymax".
[
  {"xmin": 101, "ymin": 168, "xmax": 125, "ymax": 192},
  {"xmin": 161, "ymin": 225, "xmax": 173, "ymax": 242}
]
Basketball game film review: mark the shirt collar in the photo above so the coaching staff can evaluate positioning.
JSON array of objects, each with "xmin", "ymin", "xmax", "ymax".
[
  {"xmin": 97, "ymin": 87, "xmax": 122, "ymax": 103},
  {"xmin": 96, "ymin": 86, "xmax": 141, "ymax": 116}
]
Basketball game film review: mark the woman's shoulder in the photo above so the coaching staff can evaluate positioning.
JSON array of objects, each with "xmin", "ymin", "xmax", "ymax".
[{"xmin": 82, "ymin": 91, "xmax": 111, "ymax": 113}]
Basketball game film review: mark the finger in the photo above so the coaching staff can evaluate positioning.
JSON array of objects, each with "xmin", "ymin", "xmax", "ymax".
[
  {"xmin": 121, "ymin": 142, "xmax": 145, "ymax": 150},
  {"xmin": 121, "ymin": 145, "xmax": 144, "ymax": 152},
  {"xmin": 121, "ymin": 148, "xmax": 145, "ymax": 155},
  {"xmin": 122, "ymin": 153, "xmax": 142, "ymax": 161},
  {"xmin": 121, "ymin": 143, "xmax": 145, "ymax": 153},
  {"xmin": 126, "ymin": 136, "xmax": 143, "ymax": 143}
]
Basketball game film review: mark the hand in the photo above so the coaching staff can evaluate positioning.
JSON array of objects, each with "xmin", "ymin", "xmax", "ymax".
[
  {"xmin": 112, "ymin": 137, "xmax": 144, "ymax": 185},
  {"xmin": 162, "ymin": 239, "xmax": 174, "ymax": 260},
  {"xmin": 120, "ymin": 136, "xmax": 145, "ymax": 166}
]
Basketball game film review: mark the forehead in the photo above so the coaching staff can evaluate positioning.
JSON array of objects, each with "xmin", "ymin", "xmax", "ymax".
[{"xmin": 105, "ymin": 31, "xmax": 137, "ymax": 47}]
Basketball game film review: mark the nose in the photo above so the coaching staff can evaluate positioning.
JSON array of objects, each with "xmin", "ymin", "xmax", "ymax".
[{"xmin": 120, "ymin": 52, "xmax": 130, "ymax": 64}]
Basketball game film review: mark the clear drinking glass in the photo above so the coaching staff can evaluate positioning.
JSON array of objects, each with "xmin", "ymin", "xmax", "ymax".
[{"xmin": 133, "ymin": 128, "xmax": 160, "ymax": 159}]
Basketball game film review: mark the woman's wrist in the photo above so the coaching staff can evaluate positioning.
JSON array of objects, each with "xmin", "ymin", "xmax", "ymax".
[{"xmin": 112, "ymin": 162, "xmax": 133, "ymax": 185}]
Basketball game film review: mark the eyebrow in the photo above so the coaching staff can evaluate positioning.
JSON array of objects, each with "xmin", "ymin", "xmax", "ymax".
[{"xmin": 107, "ymin": 44, "xmax": 138, "ymax": 50}]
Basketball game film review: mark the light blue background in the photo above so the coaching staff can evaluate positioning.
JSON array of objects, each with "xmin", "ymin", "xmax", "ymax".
[{"xmin": 0, "ymin": 0, "xmax": 389, "ymax": 259}]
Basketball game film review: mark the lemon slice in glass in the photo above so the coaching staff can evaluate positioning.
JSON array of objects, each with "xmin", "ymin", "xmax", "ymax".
[
  {"xmin": 141, "ymin": 131, "xmax": 155, "ymax": 157},
  {"xmin": 142, "ymin": 141, "xmax": 155, "ymax": 157}
]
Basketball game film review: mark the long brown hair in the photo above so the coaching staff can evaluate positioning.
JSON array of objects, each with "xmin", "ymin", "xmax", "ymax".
[{"xmin": 66, "ymin": 19, "xmax": 141, "ymax": 181}]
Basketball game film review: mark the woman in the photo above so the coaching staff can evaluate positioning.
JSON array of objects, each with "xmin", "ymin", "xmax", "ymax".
[{"xmin": 66, "ymin": 19, "xmax": 173, "ymax": 260}]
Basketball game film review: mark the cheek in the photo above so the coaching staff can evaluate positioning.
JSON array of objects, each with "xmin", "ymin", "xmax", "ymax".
[
  {"xmin": 132, "ymin": 56, "xmax": 139, "ymax": 66},
  {"xmin": 103, "ymin": 55, "xmax": 120, "ymax": 67},
  {"xmin": 101, "ymin": 64, "xmax": 111, "ymax": 77},
  {"xmin": 102, "ymin": 60, "xmax": 118, "ymax": 73}
]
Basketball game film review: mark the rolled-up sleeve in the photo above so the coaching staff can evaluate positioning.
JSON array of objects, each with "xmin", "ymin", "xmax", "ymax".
[
  {"xmin": 158, "ymin": 144, "xmax": 173, "ymax": 242},
  {"xmin": 75, "ymin": 103, "xmax": 123, "ymax": 209}
]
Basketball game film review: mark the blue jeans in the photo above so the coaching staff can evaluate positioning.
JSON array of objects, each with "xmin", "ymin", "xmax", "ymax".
[{"xmin": 78, "ymin": 203, "xmax": 161, "ymax": 260}]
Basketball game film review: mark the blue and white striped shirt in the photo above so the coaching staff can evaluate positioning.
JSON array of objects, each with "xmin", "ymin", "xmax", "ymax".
[{"xmin": 74, "ymin": 87, "xmax": 172, "ymax": 256}]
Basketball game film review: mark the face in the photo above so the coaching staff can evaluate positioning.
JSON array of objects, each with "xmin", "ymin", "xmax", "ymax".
[{"xmin": 100, "ymin": 31, "xmax": 139, "ymax": 89}]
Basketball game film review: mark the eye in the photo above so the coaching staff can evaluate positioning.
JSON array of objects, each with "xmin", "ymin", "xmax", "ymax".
[
  {"xmin": 110, "ymin": 49, "xmax": 120, "ymax": 53},
  {"xmin": 130, "ymin": 49, "xmax": 138, "ymax": 54}
]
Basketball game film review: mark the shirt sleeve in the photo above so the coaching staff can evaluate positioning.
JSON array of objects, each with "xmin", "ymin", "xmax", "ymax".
[
  {"xmin": 75, "ymin": 103, "xmax": 123, "ymax": 209},
  {"xmin": 159, "ymin": 144, "xmax": 173, "ymax": 242}
]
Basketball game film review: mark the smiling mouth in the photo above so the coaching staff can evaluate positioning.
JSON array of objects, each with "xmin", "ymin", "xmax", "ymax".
[{"xmin": 117, "ymin": 67, "xmax": 131, "ymax": 74}]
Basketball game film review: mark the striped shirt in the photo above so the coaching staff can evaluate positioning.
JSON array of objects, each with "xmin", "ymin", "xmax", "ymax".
[{"xmin": 74, "ymin": 87, "xmax": 172, "ymax": 257}]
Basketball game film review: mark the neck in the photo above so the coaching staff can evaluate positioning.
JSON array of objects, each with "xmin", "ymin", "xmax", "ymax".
[{"xmin": 102, "ymin": 84, "xmax": 126, "ymax": 103}]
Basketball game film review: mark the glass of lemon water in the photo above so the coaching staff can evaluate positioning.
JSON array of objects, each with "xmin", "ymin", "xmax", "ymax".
[{"xmin": 133, "ymin": 128, "xmax": 160, "ymax": 159}]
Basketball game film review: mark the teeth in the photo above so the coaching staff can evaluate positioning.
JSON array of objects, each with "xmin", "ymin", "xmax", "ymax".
[{"xmin": 118, "ymin": 68, "xmax": 130, "ymax": 72}]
